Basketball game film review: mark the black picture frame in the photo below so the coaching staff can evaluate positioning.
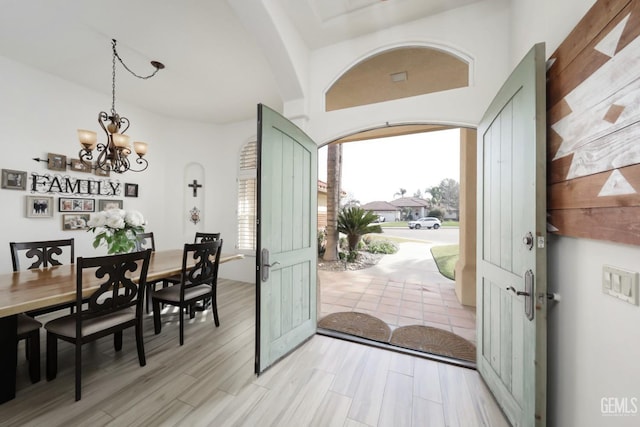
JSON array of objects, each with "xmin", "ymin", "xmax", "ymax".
[{"xmin": 125, "ymin": 183, "xmax": 139, "ymax": 198}]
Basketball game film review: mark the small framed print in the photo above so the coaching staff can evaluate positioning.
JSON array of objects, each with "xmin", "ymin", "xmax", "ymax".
[
  {"xmin": 125, "ymin": 183, "xmax": 139, "ymax": 197},
  {"xmin": 62, "ymin": 214, "xmax": 90, "ymax": 231},
  {"xmin": 98, "ymin": 199, "xmax": 123, "ymax": 211},
  {"xmin": 48, "ymin": 153, "xmax": 67, "ymax": 171},
  {"xmin": 1, "ymin": 169, "xmax": 27, "ymax": 190},
  {"xmin": 70, "ymin": 158, "xmax": 91, "ymax": 173},
  {"xmin": 26, "ymin": 196, "xmax": 54, "ymax": 218},
  {"xmin": 94, "ymin": 167, "xmax": 110, "ymax": 177},
  {"xmin": 59, "ymin": 197, "xmax": 95, "ymax": 213}
]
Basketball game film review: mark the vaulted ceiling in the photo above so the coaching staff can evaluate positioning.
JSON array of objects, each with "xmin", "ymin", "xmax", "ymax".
[{"xmin": 0, "ymin": 0, "xmax": 483, "ymax": 124}]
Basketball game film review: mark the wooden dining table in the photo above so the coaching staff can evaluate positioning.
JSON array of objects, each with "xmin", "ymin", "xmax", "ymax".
[{"xmin": 0, "ymin": 249, "xmax": 243, "ymax": 404}]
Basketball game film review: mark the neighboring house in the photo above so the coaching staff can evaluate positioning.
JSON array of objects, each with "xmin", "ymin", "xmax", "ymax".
[
  {"xmin": 389, "ymin": 197, "xmax": 430, "ymax": 220},
  {"xmin": 317, "ymin": 180, "xmax": 346, "ymax": 229},
  {"xmin": 360, "ymin": 201, "xmax": 398, "ymax": 222}
]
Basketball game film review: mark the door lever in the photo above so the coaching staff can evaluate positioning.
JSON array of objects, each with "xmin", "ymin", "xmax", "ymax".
[{"xmin": 506, "ymin": 286, "xmax": 530, "ymax": 297}]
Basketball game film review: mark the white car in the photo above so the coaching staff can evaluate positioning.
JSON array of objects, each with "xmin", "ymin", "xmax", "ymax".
[{"xmin": 408, "ymin": 217, "xmax": 441, "ymax": 229}]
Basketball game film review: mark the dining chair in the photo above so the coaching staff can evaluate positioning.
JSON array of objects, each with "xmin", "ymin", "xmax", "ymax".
[
  {"xmin": 148, "ymin": 232, "xmax": 222, "ymax": 313},
  {"xmin": 135, "ymin": 232, "xmax": 162, "ymax": 313},
  {"xmin": 135, "ymin": 232, "xmax": 155, "ymax": 252},
  {"xmin": 44, "ymin": 249, "xmax": 152, "ymax": 401},
  {"xmin": 152, "ymin": 240, "xmax": 223, "ymax": 345},
  {"xmin": 194, "ymin": 232, "xmax": 221, "ymax": 243},
  {"xmin": 9, "ymin": 238, "xmax": 75, "ymax": 384}
]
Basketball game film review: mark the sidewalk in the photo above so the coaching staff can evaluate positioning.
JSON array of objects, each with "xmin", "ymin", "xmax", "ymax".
[{"xmin": 318, "ymin": 241, "xmax": 476, "ymax": 344}]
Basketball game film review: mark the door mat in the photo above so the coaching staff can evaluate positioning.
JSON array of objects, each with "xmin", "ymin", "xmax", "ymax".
[
  {"xmin": 389, "ymin": 325, "xmax": 476, "ymax": 363},
  {"xmin": 318, "ymin": 312, "xmax": 391, "ymax": 342}
]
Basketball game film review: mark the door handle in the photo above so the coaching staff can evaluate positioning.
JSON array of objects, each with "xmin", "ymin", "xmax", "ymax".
[
  {"xmin": 261, "ymin": 248, "xmax": 279, "ymax": 282},
  {"xmin": 507, "ymin": 270, "xmax": 535, "ymax": 321}
]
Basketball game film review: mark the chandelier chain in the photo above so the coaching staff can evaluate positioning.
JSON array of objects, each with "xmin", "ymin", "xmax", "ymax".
[{"xmin": 112, "ymin": 39, "xmax": 162, "ymax": 80}]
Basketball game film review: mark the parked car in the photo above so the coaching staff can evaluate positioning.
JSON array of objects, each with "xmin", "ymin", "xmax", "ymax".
[{"xmin": 408, "ymin": 217, "xmax": 441, "ymax": 229}]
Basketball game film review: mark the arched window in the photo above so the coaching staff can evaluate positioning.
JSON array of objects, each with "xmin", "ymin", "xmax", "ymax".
[{"xmin": 237, "ymin": 141, "xmax": 257, "ymax": 251}]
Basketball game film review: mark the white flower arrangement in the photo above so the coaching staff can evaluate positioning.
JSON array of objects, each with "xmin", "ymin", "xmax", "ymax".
[{"xmin": 87, "ymin": 209, "xmax": 146, "ymax": 254}]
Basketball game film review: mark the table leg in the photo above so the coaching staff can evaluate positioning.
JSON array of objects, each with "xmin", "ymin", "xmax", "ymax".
[{"xmin": 0, "ymin": 314, "xmax": 18, "ymax": 403}]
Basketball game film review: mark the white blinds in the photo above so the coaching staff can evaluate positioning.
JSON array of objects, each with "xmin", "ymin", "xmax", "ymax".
[{"xmin": 237, "ymin": 141, "xmax": 257, "ymax": 251}]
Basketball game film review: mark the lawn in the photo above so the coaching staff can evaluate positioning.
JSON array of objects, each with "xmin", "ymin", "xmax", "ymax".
[
  {"xmin": 379, "ymin": 220, "xmax": 459, "ymax": 228},
  {"xmin": 430, "ymin": 244, "xmax": 459, "ymax": 280}
]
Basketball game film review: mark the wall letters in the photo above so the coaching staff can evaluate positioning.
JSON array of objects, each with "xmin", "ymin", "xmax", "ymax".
[{"xmin": 30, "ymin": 173, "xmax": 121, "ymax": 196}]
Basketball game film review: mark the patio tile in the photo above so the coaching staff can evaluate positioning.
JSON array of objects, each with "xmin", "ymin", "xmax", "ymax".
[
  {"xmin": 423, "ymin": 312, "xmax": 450, "ymax": 324},
  {"xmin": 378, "ymin": 303, "xmax": 400, "ymax": 315},
  {"xmin": 398, "ymin": 307, "xmax": 423, "ymax": 320},
  {"xmin": 380, "ymin": 297, "xmax": 401, "ymax": 307},
  {"xmin": 399, "ymin": 301, "xmax": 422, "ymax": 311},
  {"xmin": 356, "ymin": 301, "xmax": 379, "ymax": 311}
]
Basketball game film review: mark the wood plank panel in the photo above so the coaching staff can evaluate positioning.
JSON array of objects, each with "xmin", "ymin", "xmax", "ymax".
[
  {"xmin": 547, "ymin": 0, "xmax": 640, "ymax": 246},
  {"xmin": 549, "ymin": 163, "xmax": 640, "ymax": 209},
  {"xmin": 548, "ymin": 206, "xmax": 640, "ymax": 244},
  {"xmin": 547, "ymin": 0, "xmax": 633, "ymax": 106}
]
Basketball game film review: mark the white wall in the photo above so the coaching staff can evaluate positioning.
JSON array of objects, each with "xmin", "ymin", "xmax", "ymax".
[
  {"xmin": 0, "ymin": 54, "xmax": 255, "ymax": 282},
  {"xmin": 306, "ymin": 0, "xmax": 512, "ymax": 144},
  {"xmin": 510, "ymin": 1, "xmax": 640, "ymax": 426}
]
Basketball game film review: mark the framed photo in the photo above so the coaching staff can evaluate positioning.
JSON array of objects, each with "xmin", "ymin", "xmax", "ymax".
[
  {"xmin": 94, "ymin": 166, "xmax": 110, "ymax": 177},
  {"xmin": 1, "ymin": 169, "xmax": 27, "ymax": 190},
  {"xmin": 70, "ymin": 158, "xmax": 91, "ymax": 173},
  {"xmin": 59, "ymin": 197, "xmax": 95, "ymax": 213},
  {"xmin": 98, "ymin": 199, "xmax": 123, "ymax": 211},
  {"xmin": 62, "ymin": 214, "xmax": 90, "ymax": 231},
  {"xmin": 125, "ymin": 183, "xmax": 139, "ymax": 197},
  {"xmin": 47, "ymin": 153, "xmax": 67, "ymax": 171},
  {"xmin": 26, "ymin": 196, "xmax": 54, "ymax": 218}
]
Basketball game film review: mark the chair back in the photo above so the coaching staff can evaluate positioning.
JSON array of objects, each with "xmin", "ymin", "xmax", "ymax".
[
  {"xmin": 194, "ymin": 232, "xmax": 221, "ymax": 243},
  {"xmin": 10, "ymin": 239, "xmax": 75, "ymax": 271},
  {"xmin": 76, "ymin": 249, "xmax": 152, "ymax": 322},
  {"xmin": 179, "ymin": 240, "xmax": 222, "ymax": 296},
  {"xmin": 135, "ymin": 232, "xmax": 155, "ymax": 251}
]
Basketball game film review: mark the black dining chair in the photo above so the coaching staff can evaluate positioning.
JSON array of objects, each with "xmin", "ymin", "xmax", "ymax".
[
  {"xmin": 151, "ymin": 240, "xmax": 222, "ymax": 345},
  {"xmin": 44, "ymin": 249, "xmax": 151, "ymax": 401},
  {"xmin": 194, "ymin": 232, "xmax": 221, "ymax": 243},
  {"xmin": 9, "ymin": 238, "xmax": 75, "ymax": 384},
  {"xmin": 135, "ymin": 232, "xmax": 155, "ymax": 252},
  {"xmin": 147, "ymin": 232, "xmax": 222, "ymax": 314}
]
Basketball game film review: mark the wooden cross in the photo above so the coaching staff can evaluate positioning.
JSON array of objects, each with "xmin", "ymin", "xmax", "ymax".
[{"xmin": 188, "ymin": 179, "xmax": 202, "ymax": 197}]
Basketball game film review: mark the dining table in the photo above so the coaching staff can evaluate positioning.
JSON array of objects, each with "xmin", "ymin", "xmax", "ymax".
[{"xmin": 0, "ymin": 249, "xmax": 244, "ymax": 404}]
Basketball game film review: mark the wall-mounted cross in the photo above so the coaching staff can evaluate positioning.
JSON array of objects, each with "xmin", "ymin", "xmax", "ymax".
[{"xmin": 188, "ymin": 179, "xmax": 202, "ymax": 197}]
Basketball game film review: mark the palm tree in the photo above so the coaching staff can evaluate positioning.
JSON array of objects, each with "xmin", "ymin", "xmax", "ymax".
[
  {"xmin": 337, "ymin": 206, "xmax": 382, "ymax": 252},
  {"xmin": 323, "ymin": 143, "xmax": 342, "ymax": 261},
  {"xmin": 394, "ymin": 188, "xmax": 407, "ymax": 199}
]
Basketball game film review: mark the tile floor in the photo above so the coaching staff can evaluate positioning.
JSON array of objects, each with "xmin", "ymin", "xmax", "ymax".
[{"xmin": 318, "ymin": 241, "xmax": 476, "ymax": 344}]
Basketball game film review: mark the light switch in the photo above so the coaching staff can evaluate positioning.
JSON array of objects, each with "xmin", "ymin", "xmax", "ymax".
[{"xmin": 602, "ymin": 265, "xmax": 639, "ymax": 305}]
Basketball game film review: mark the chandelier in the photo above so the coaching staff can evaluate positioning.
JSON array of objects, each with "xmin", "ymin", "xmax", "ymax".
[{"xmin": 78, "ymin": 39, "xmax": 164, "ymax": 173}]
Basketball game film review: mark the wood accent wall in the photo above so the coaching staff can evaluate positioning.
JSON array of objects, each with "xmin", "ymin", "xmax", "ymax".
[{"xmin": 547, "ymin": 0, "xmax": 640, "ymax": 245}]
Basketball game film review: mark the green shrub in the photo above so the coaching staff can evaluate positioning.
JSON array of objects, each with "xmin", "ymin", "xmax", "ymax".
[
  {"xmin": 346, "ymin": 250, "xmax": 359, "ymax": 263},
  {"xmin": 367, "ymin": 240, "xmax": 398, "ymax": 254},
  {"xmin": 317, "ymin": 229, "xmax": 326, "ymax": 257}
]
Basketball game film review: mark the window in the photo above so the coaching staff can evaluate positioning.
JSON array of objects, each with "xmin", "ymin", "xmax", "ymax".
[{"xmin": 237, "ymin": 141, "xmax": 257, "ymax": 251}]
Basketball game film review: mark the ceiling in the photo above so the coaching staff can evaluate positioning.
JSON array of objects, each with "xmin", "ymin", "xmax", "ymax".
[{"xmin": 0, "ymin": 0, "xmax": 482, "ymax": 125}]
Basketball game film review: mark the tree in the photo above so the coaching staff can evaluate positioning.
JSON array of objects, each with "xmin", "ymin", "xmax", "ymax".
[
  {"xmin": 323, "ymin": 143, "xmax": 342, "ymax": 261},
  {"xmin": 439, "ymin": 178, "xmax": 460, "ymax": 211},
  {"xmin": 337, "ymin": 206, "xmax": 382, "ymax": 252},
  {"xmin": 394, "ymin": 188, "xmax": 407, "ymax": 199},
  {"xmin": 426, "ymin": 185, "xmax": 443, "ymax": 206},
  {"xmin": 413, "ymin": 189, "xmax": 423, "ymax": 198}
]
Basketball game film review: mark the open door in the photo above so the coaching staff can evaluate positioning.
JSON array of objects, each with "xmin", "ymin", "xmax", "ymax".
[
  {"xmin": 255, "ymin": 104, "xmax": 318, "ymax": 374},
  {"xmin": 476, "ymin": 44, "xmax": 547, "ymax": 426}
]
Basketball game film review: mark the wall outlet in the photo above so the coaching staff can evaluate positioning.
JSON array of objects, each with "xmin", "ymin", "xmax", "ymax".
[{"xmin": 602, "ymin": 265, "xmax": 639, "ymax": 305}]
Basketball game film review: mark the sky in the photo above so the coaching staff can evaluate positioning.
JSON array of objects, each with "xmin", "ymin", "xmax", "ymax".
[{"xmin": 318, "ymin": 128, "xmax": 460, "ymax": 204}]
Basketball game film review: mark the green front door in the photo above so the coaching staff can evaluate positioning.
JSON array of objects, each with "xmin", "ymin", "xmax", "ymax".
[
  {"xmin": 255, "ymin": 104, "xmax": 318, "ymax": 374},
  {"xmin": 477, "ymin": 44, "xmax": 547, "ymax": 426}
]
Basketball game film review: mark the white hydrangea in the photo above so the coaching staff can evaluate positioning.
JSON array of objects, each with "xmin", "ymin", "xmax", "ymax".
[
  {"xmin": 124, "ymin": 210, "xmax": 145, "ymax": 227},
  {"xmin": 105, "ymin": 209, "xmax": 126, "ymax": 229}
]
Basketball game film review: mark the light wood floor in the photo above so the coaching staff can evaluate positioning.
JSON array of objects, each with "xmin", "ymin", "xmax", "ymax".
[{"xmin": 1, "ymin": 279, "xmax": 509, "ymax": 427}]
